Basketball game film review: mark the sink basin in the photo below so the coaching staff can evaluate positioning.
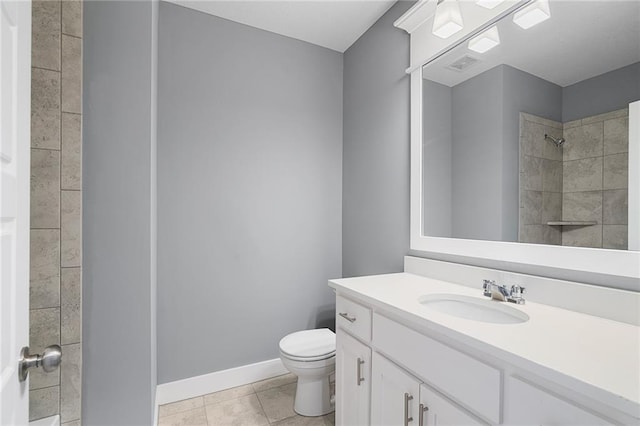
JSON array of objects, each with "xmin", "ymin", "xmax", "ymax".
[{"xmin": 419, "ymin": 294, "xmax": 529, "ymax": 324}]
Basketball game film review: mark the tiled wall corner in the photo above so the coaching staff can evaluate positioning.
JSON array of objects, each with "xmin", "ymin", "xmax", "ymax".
[
  {"xmin": 30, "ymin": 1, "xmax": 82, "ymax": 423},
  {"xmin": 561, "ymin": 108, "xmax": 629, "ymax": 249},
  {"xmin": 518, "ymin": 113, "xmax": 563, "ymax": 245}
]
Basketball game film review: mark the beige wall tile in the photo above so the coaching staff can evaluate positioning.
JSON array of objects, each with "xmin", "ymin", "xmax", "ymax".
[
  {"xmin": 519, "ymin": 225, "xmax": 544, "ymax": 244},
  {"xmin": 29, "ymin": 308, "xmax": 61, "ymax": 390},
  {"xmin": 520, "ymin": 120, "xmax": 544, "ymax": 158},
  {"xmin": 562, "ymin": 122, "xmax": 603, "ymax": 161},
  {"xmin": 562, "ymin": 225, "xmax": 602, "ymax": 248},
  {"xmin": 604, "ymin": 117, "xmax": 629, "ymax": 155},
  {"xmin": 62, "ymin": 0, "xmax": 82, "ymax": 37},
  {"xmin": 562, "ymin": 191, "xmax": 602, "ymax": 223},
  {"xmin": 61, "ymin": 343, "xmax": 82, "ymax": 423},
  {"xmin": 520, "ymin": 191, "xmax": 542, "ymax": 225},
  {"xmin": 31, "ymin": 149, "xmax": 60, "ymax": 228},
  {"xmin": 30, "ymin": 386, "xmax": 60, "ymax": 421},
  {"xmin": 563, "ymin": 119, "xmax": 582, "ymax": 130},
  {"xmin": 61, "ymin": 191, "xmax": 82, "ymax": 267},
  {"xmin": 541, "ymin": 159, "xmax": 562, "ymax": 192},
  {"xmin": 563, "ymin": 157, "xmax": 602, "ymax": 192},
  {"xmin": 62, "ymin": 421, "xmax": 81, "ymax": 426},
  {"xmin": 542, "ymin": 225, "xmax": 562, "ymax": 245},
  {"xmin": 603, "ymin": 225, "xmax": 628, "ymax": 250},
  {"xmin": 62, "ymin": 113, "xmax": 82, "ymax": 190},
  {"xmin": 542, "ymin": 125, "xmax": 563, "ymax": 161},
  {"xmin": 520, "ymin": 156, "xmax": 542, "ymax": 191},
  {"xmin": 541, "ymin": 192, "xmax": 562, "ymax": 223},
  {"xmin": 61, "ymin": 268, "xmax": 81, "ymax": 344},
  {"xmin": 603, "ymin": 189, "xmax": 628, "ymax": 225},
  {"xmin": 31, "ymin": 69, "xmax": 60, "ymax": 149},
  {"xmin": 603, "ymin": 153, "xmax": 628, "ymax": 190},
  {"xmin": 32, "ymin": 1, "xmax": 61, "ymax": 71},
  {"xmin": 62, "ymin": 35, "xmax": 82, "ymax": 113},
  {"xmin": 581, "ymin": 108, "xmax": 627, "ymax": 125},
  {"xmin": 30, "ymin": 230, "xmax": 60, "ymax": 310}
]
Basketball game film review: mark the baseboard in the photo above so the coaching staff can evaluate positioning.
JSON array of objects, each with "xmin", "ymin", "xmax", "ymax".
[{"xmin": 155, "ymin": 358, "xmax": 288, "ymax": 406}]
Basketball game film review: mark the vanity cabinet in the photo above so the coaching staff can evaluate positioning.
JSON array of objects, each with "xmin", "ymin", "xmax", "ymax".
[{"xmin": 336, "ymin": 330, "xmax": 371, "ymax": 426}]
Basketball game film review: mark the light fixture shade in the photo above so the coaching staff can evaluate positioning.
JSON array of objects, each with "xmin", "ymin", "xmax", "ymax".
[
  {"xmin": 468, "ymin": 26, "xmax": 500, "ymax": 53},
  {"xmin": 476, "ymin": 0, "xmax": 505, "ymax": 9},
  {"xmin": 432, "ymin": 0, "xmax": 464, "ymax": 39},
  {"xmin": 513, "ymin": 0, "xmax": 551, "ymax": 29}
]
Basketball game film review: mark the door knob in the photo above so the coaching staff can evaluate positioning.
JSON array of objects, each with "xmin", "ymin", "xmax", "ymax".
[{"xmin": 18, "ymin": 345, "xmax": 62, "ymax": 382}]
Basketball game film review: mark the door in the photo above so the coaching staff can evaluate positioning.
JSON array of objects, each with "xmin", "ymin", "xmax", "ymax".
[
  {"xmin": 335, "ymin": 331, "xmax": 371, "ymax": 426},
  {"xmin": 0, "ymin": 0, "xmax": 31, "ymax": 424},
  {"xmin": 371, "ymin": 353, "xmax": 421, "ymax": 426},
  {"xmin": 419, "ymin": 384, "xmax": 485, "ymax": 426}
]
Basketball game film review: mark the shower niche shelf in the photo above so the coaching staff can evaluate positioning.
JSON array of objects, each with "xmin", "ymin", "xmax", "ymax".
[{"xmin": 547, "ymin": 221, "xmax": 598, "ymax": 226}]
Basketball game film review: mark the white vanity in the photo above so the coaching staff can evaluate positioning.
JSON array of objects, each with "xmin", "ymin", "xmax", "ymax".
[{"xmin": 330, "ymin": 257, "xmax": 640, "ymax": 425}]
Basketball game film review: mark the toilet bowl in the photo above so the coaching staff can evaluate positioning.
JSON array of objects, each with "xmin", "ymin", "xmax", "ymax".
[{"xmin": 279, "ymin": 328, "xmax": 336, "ymax": 417}]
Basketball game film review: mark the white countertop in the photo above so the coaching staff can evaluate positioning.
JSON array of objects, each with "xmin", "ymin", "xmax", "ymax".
[{"xmin": 329, "ymin": 272, "xmax": 640, "ymax": 419}]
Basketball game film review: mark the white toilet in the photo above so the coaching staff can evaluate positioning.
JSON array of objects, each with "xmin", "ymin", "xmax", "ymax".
[{"xmin": 279, "ymin": 328, "xmax": 336, "ymax": 417}]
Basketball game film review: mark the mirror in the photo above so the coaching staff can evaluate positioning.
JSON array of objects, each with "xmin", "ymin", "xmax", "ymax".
[{"xmin": 421, "ymin": 0, "xmax": 639, "ymax": 251}]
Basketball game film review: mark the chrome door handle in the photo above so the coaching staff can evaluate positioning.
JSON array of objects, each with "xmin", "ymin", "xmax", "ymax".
[
  {"xmin": 18, "ymin": 345, "xmax": 62, "ymax": 382},
  {"xmin": 404, "ymin": 393, "xmax": 414, "ymax": 425},
  {"xmin": 339, "ymin": 312, "xmax": 356, "ymax": 323},
  {"xmin": 356, "ymin": 358, "xmax": 365, "ymax": 386},
  {"xmin": 419, "ymin": 403, "xmax": 428, "ymax": 426}
]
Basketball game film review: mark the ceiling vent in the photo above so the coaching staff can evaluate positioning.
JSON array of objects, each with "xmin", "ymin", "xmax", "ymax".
[{"xmin": 446, "ymin": 54, "xmax": 480, "ymax": 72}]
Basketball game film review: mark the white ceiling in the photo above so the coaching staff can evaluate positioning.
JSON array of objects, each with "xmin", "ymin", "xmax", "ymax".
[
  {"xmin": 165, "ymin": 0, "xmax": 399, "ymax": 52},
  {"xmin": 423, "ymin": 1, "xmax": 640, "ymax": 87}
]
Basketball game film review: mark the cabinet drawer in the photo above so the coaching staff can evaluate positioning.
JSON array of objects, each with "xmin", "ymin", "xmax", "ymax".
[
  {"xmin": 336, "ymin": 296, "xmax": 372, "ymax": 342},
  {"xmin": 373, "ymin": 313, "xmax": 501, "ymax": 424}
]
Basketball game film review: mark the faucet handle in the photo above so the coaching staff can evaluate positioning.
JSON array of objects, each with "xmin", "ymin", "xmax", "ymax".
[
  {"xmin": 510, "ymin": 285, "xmax": 525, "ymax": 297},
  {"xmin": 483, "ymin": 279, "xmax": 495, "ymax": 296}
]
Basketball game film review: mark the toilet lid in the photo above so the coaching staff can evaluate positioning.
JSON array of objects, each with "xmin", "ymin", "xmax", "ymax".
[{"xmin": 279, "ymin": 328, "xmax": 335, "ymax": 359}]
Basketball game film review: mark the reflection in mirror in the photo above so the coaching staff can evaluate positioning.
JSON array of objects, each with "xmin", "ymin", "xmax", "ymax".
[{"xmin": 422, "ymin": 0, "xmax": 639, "ymax": 251}]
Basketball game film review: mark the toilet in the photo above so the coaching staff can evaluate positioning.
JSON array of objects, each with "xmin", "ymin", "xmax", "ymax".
[{"xmin": 279, "ymin": 328, "xmax": 336, "ymax": 417}]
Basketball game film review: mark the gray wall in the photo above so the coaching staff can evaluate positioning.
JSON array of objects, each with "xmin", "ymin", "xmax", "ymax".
[
  {"xmin": 563, "ymin": 62, "xmax": 640, "ymax": 122},
  {"xmin": 157, "ymin": 2, "xmax": 343, "ymax": 383},
  {"xmin": 342, "ymin": 1, "xmax": 414, "ymax": 277},
  {"xmin": 438, "ymin": 65, "xmax": 561, "ymax": 242},
  {"xmin": 83, "ymin": 1, "xmax": 157, "ymax": 424},
  {"xmin": 422, "ymin": 80, "xmax": 452, "ymax": 237}
]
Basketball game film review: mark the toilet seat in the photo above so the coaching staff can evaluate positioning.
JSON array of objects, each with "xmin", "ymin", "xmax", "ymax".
[{"xmin": 279, "ymin": 329, "xmax": 336, "ymax": 362}]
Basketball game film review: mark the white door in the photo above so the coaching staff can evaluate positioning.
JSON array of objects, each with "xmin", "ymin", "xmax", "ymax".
[
  {"xmin": 0, "ymin": 0, "xmax": 31, "ymax": 424},
  {"xmin": 371, "ymin": 353, "xmax": 421, "ymax": 426},
  {"xmin": 419, "ymin": 384, "xmax": 485, "ymax": 426},
  {"xmin": 335, "ymin": 331, "xmax": 371, "ymax": 426}
]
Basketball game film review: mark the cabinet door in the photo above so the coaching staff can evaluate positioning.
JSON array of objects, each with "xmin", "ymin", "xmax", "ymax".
[
  {"xmin": 336, "ymin": 331, "xmax": 371, "ymax": 426},
  {"xmin": 419, "ymin": 384, "xmax": 486, "ymax": 426},
  {"xmin": 371, "ymin": 353, "xmax": 421, "ymax": 426}
]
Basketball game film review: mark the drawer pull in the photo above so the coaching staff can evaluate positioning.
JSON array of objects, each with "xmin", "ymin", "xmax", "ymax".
[
  {"xmin": 356, "ymin": 358, "xmax": 365, "ymax": 385},
  {"xmin": 419, "ymin": 403, "xmax": 428, "ymax": 426},
  {"xmin": 339, "ymin": 312, "xmax": 356, "ymax": 323},
  {"xmin": 404, "ymin": 393, "xmax": 414, "ymax": 425}
]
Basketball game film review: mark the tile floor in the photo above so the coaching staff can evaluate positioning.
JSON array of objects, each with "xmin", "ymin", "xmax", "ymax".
[{"xmin": 158, "ymin": 373, "xmax": 335, "ymax": 426}]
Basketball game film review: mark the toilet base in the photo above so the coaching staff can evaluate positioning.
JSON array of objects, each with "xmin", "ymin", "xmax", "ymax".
[{"xmin": 293, "ymin": 375, "xmax": 334, "ymax": 417}]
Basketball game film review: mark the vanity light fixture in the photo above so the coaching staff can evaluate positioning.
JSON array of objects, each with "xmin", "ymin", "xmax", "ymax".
[
  {"xmin": 432, "ymin": 0, "xmax": 464, "ymax": 39},
  {"xmin": 475, "ymin": 0, "xmax": 505, "ymax": 10},
  {"xmin": 468, "ymin": 26, "xmax": 500, "ymax": 53},
  {"xmin": 513, "ymin": 0, "xmax": 551, "ymax": 29}
]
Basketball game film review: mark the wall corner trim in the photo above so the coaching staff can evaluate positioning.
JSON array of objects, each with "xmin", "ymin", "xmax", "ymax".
[{"xmin": 155, "ymin": 358, "xmax": 288, "ymax": 407}]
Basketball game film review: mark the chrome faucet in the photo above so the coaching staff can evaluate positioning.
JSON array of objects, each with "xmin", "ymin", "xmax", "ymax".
[{"xmin": 482, "ymin": 280, "xmax": 526, "ymax": 305}]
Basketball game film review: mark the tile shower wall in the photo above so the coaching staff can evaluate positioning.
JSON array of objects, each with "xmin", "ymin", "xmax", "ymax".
[
  {"xmin": 519, "ymin": 113, "xmax": 563, "ymax": 245},
  {"xmin": 563, "ymin": 108, "xmax": 629, "ymax": 249},
  {"xmin": 30, "ymin": 1, "xmax": 82, "ymax": 423},
  {"xmin": 518, "ymin": 109, "xmax": 629, "ymax": 249}
]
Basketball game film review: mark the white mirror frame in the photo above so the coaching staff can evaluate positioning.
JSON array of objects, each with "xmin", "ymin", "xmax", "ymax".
[{"xmin": 402, "ymin": 2, "xmax": 640, "ymax": 281}]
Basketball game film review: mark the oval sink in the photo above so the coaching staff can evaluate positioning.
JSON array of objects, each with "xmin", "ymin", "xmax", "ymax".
[{"xmin": 419, "ymin": 294, "xmax": 529, "ymax": 324}]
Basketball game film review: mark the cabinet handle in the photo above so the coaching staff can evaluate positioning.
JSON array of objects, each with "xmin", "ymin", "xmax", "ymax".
[
  {"xmin": 339, "ymin": 312, "xmax": 356, "ymax": 323},
  {"xmin": 419, "ymin": 403, "xmax": 428, "ymax": 426},
  {"xmin": 356, "ymin": 358, "xmax": 365, "ymax": 386},
  {"xmin": 404, "ymin": 393, "xmax": 414, "ymax": 425}
]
